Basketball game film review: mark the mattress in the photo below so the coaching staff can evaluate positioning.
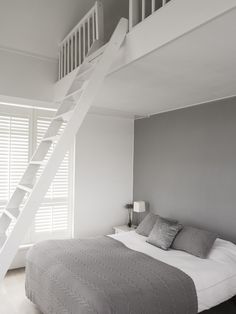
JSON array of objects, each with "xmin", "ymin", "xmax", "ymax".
[{"xmin": 110, "ymin": 231, "xmax": 236, "ymax": 313}]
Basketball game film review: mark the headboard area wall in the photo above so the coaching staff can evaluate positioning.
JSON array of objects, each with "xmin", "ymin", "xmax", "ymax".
[{"xmin": 133, "ymin": 97, "xmax": 236, "ymax": 243}]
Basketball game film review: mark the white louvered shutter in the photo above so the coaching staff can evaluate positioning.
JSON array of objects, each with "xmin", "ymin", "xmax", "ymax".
[
  {"xmin": 0, "ymin": 107, "xmax": 73, "ymax": 245},
  {"xmin": 0, "ymin": 114, "xmax": 29, "ymax": 220}
]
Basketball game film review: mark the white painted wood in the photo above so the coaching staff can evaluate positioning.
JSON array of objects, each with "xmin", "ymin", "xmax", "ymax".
[
  {"xmin": 67, "ymin": 40, "xmax": 70, "ymax": 75},
  {"xmin": 59, "ymin": 2, "xmax": 104, "ymax": 79},
  {"xmin": 71, "ymin": 38, "xmax": 73, "ymax": 72},
  {"xmin": 0, "ymin": 234, "xmax": 7, "ymax": 249},
  {"xmin": 63, "ymin": 45, "xmax": 66, "ymax": 78},
  {"xmin": 61, "ymin": 47, "xmax": 63, "ymax": 79},
  {"xmin": 152, "ymin": 0, "xmax": 156, "ymax": 13},
  {"xmin": 44, "ymin": 119, "xmax": 63, "ymax": 138},
  {"xmin": 31, "ymin": 142, "xmax": 52, "ymax": 162},
  {"xmin": 0, "ymin": 214, "xmax": 12, "ymax": 233},
  {"xmin": 20, "ymin": 165, "xmax": 39, "ymax": 187},
  {"xmin": 6, "ymin": 208, "xmax": 20, "ymax": 219},
  {"xmin": 129, "ymin": 0, "xmax": 139, "ymax": 30},
  {"xmin": 129, "ymin": 0, "xmax": 170, "ymax": 29},
  {"xmin": 113, "ymin": 225, "xmax": 136, "ymax": 234},
  {"xmin": 59, "ymin": 49, "xmax": 61, "ymax": 80},
  {"xmin": 75, "ymin": 30, "xmax": 78, "ymax": 68},
  {"xmin": 93, "ymin": 10, "xmax": 96, "ymax": 42},
  {"xmin": 17, "ymin": 185, "xmax": 33, "ymax": 193},
  {"xmin": 0, "ymin": 18, "xmax": 128, "ymax": 283},
  {"xmin": 42, "ymin": 135, "xmax": 59, "ymax": 142},
  {"xmin": 142, "ymin": 0, "xmax": 145, "ymax": 21},
  {"xmin": 54, "ymin": 110, "xmax": 74, "ymax": 122},
  {"xmin": 6, "ymin": 190, "xmax": 26, "ymax": 212},
  {"xmin": 96, "ymin": 1, "xmax": 104, "ymax": 44},
  {"xmin": 83, "ymin": 24, "xmax": 86, "ymax": 61},
  {"xmin": 29, "ymin": 161, "xmax": 43, "ymax": 165},
  {"xmin": 88, "ymin": 18, "xmax": 91, "ymax": 49}
]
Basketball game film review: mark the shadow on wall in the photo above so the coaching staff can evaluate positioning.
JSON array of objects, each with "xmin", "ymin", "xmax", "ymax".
[{"xmin": 101, "ymin": 0, "xmax": 129, "ymax": 42}]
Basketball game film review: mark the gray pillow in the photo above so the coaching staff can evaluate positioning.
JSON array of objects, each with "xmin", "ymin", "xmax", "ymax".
[
  {"xmin": 172, "ymin": 226, "xmax": 217, "ymax": 258},
  {"xmin": 135, "ymin": 213, "xmax": 158, "ymax": 237},
  {"xmin": 146, "ymin": 216, "xmax": 182, "ymax": 250}
]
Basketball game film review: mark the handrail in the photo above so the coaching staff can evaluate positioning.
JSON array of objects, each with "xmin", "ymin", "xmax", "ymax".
[
  {"xmin": 58, "ymin": 1, "xmax": 104, "ymax": 80},
  {"xmin": 129, "ymin": 0, "xmax": 170, "ymax": 30}
]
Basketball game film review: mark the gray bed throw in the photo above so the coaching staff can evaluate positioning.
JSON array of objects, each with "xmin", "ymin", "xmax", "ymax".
[{"xmin": 26, "ymin": 237, "xmax": 197, "ymax": 314}]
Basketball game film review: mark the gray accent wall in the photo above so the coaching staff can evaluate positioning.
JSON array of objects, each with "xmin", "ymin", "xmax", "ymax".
[{"xmin": 133, "ymin": 97, "xmax": 236, "ymax": 242}]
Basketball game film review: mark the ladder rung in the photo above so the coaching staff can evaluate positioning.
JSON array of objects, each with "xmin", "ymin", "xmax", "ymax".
[
  {"xmin": 76, "ymin": 67, "xmax": 93, "ymax": 81},
  {"xmin": 0, "ymin": 233, "xmax": 7, "ymax": 249},
  {"xmin": 53, "ymin": 110, "xmax": 73, "ymax": 122},
  {"xmin": 64, "ymin": 85, "xmax": 86, "ymax": 101},
  {"xmin": 6, "ymin": 208, "xmax": 20, "ymax": 219},
  {"xmin": 42, "ymin": 135, "xmax": 59, "ymax": 142},
  {"xmin": 0, "ymin": 213, "xmax": 12, "ymax": 232},
  {"xmin": 30, "ymin": 160, "xmax": 45, "ymax": 166},
  {"xmin": 18, "ymin": 184, "xmax": 33, "ymax": 193}
]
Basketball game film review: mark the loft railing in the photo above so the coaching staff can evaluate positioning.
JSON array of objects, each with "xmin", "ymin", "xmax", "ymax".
[
  {"xmin": 129, "ymin": 0, "xmax": 171, "ymax": 30},
  {"xmin": 58, "ymin": 1, "xmax": 104, "ymax": 80}
]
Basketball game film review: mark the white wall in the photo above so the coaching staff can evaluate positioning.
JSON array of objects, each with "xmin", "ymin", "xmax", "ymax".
[
  {"xmin": 74, "ymin": 113, "xmax": 134, "ymax": 238},
  {"xmin": 0, "ymin": 49, "xmax": 57, "ymax": 103}
]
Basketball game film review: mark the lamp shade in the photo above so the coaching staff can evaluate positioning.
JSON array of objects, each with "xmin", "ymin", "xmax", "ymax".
[{"xmin": 133, "ymin": 201, "xmax": 146, "ymax": 213}]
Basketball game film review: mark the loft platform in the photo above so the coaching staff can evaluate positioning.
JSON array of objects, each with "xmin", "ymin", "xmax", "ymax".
[{"xmin": 55, "ymin": 0, "xmax": 236, "ymax": 117}]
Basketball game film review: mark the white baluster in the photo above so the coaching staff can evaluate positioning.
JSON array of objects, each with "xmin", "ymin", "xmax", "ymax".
[
  {"xmin": 63, "ymin": 44, "xmax": 66, "ymax": 78},
  {"xmin": 83, "ymin": 24, "xmax": 86, "ymax": 61},
  {"xmin": 75, "ymin": 30, "xmax": 78, "ymax": 68},
  {"xmin": 129, "ymin": 0, "xmax": 139, "ymax": 30},
  {"xmin": 142, "ymin": 0, "xmax": 145, "ymax": 21},
  {"xmin": 88, "ymin": 17, "xmax": 91, "ymax": 49},
  {"xmin": 96, "ymin": 1, "xmax": 104, "ymax": 43},
  {"xmin": 152, "ymin": 0, "xmax": 155, "ymax": 13},
  {"xmin": 59, "ymin": 49, "xmax": 61, "ymax": 80},
  {"xmin": 79, "ymin": 27, "xmax": 82, "ymax": 65},
  {"xmin": 71, "ymin": 35, "xmax": 74, "ymax": 71}
]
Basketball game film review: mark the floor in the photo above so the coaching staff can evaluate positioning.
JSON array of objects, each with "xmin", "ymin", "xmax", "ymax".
[
  {"xmin": 0, "ymin": 268, "xmax": 235, "ymax": 314},
  {"xmin": 0, "ymin": 268, "xmax": 41, "ymax": 314}
]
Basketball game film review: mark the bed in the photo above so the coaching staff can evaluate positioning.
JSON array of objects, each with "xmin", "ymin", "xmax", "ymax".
[{"xmin": 25, "ymin": 230, "xmax": 236, "ymax": 314}]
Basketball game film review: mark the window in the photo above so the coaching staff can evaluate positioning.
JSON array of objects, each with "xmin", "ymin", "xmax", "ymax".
[{"xmin": 0, "ymin": 105, "xmax": 74, "ymax": 244}]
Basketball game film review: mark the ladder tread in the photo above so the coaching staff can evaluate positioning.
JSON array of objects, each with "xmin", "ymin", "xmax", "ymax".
[
  {"xmin": 42, "ymin": 135, "xmax": 59, "ymax": 142},
  {"xmin": 6, "ymin": 208, "xmax": 20, "ymax": 219},
  {"xmin": 0, "ymin": 233, "xmax": 7, "ymax": 248},
  {"xmin": 64, "ymin": 84, "xmax": 86, "ymax": 100},
  {"xmin": 76, "ymin": 67, "xmax": 93, "ymax": 80},
  {"xmin": 30, "ymin": 160, "xmax": 45, "ymax": 165},
  {"xmin": 53, "ymin": 110, "xmax": 74, "ymax": 122},
  {"xmin": 17, "ymin": 184, "xmax": 33, "ymax": 193},
  {"xmin": 0, "ymin": 213, "xmax": 11, "ymax": 231}
]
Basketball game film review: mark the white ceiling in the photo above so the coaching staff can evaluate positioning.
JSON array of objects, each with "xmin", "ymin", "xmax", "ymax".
[
  {"xmin": 0, "ymin": 0, "xmax": 128, "ymax": 59},
  {"xmin": 96, "ymin": 8, "xmax": 236, "ymax": 116}
]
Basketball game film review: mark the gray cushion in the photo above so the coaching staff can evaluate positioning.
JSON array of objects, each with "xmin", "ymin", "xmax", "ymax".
[
  {"xmin": 135, "ymin": 213, "xmax": 158, "ymax": 237},
  {"xmin": 146, "ymin": 216, "xmax": 182, "ymax": 250},
  {"xmin": 172, "ymin": 226, "xmax": 217, "ymax": 258}
]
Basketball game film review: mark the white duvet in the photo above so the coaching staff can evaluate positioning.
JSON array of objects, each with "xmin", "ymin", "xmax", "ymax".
[{"xmin": 110, "ymin": 231, "xmax": 236, "ymax": 313}]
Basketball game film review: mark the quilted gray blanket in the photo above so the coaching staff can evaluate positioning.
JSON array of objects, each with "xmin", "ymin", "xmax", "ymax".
[{"xmin": 26, "ymin": 236, "xmax": 197, "ymax": 314}]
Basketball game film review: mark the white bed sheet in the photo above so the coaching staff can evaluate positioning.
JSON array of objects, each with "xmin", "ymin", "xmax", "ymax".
[{"xmin": 109, "ymin": 231, "xmax": 236, "ymax": 313}]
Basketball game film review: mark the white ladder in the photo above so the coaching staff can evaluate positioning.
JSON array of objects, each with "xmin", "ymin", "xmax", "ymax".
[{"xmin": 0, "ymin": 18, "xmax": 128, "ymax": 283}]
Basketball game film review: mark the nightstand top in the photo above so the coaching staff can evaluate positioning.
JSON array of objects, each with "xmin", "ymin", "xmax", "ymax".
[{"xmin": 113, "ymin": 225, "xmax": 137, "ymax": 233}]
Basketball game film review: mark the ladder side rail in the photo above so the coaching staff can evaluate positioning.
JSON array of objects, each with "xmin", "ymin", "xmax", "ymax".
[{"xmin": 0, "ymin": 18, "xmax": 128, "ymax": 283}]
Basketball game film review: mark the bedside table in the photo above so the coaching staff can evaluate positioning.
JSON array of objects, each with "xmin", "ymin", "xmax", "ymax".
[{"xmin": 113, "ymin": 225, "xmax": 137, "ymax": 234}]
